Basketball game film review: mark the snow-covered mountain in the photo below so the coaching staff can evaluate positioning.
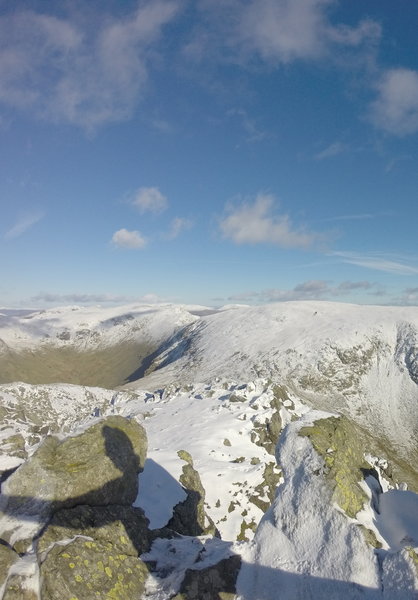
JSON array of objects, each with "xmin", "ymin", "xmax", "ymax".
[
  {"xmin": 0, "ymin": 303, "xmax": 199, "ymax": 388},
  {"xmin": 0, "ymin": 301, "xmax": 417, "ymax": 599}
]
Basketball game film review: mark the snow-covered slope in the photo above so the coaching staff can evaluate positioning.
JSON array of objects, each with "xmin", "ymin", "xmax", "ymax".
[
  {"xmin": 124, "ymin": 301, "xmax": 418, "ymax": 462},
  {"xmin": 0, "ymin": 303, "xmax": 199, "ymax": 388},
  {"xmin": 1, "ymin": 300, "xmax": 417, "ymax": 598}
]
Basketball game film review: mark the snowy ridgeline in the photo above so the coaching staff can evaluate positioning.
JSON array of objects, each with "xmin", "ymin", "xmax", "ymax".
[
  {"xmin": 0, "ymin": 301, "xmax": 418, "ymax": 598},
  {"xmin": 2, "ymin": 300, "xmax": 418, "ymax": 458}
]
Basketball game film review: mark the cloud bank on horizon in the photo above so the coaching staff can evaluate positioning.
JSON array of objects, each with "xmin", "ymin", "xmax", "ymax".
[{"xmin": 1, "ymin": 0, "xmax": 418, "ymax": 308}]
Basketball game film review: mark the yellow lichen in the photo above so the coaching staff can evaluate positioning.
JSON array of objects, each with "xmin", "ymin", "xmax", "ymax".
[{"xmin": 105, "ymin": 566, "xmax": 113, "ymax": 578}]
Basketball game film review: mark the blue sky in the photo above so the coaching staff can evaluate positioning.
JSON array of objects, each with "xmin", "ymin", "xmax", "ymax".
[{"xmin": 1, "ymin": 0, "xmax": 418, "ymax": 307}]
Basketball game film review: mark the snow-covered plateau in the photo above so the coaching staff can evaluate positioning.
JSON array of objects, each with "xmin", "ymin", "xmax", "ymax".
[{"xmin": 0, "ymin": 301, "xmax": 417, "ymax": 599}]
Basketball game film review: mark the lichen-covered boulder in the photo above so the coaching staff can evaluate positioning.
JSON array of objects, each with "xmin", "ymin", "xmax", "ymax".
[
  {"xmin": 37, "ymin": 504, "xmax": 150, "ymax": 557},
  {"xmin": 0, "ymin": 415, "xmax": 147, "ymax": 558},
  {"xmin": 39, "ymin": 505, "xmax": 150, "ymax": 600},
  {"xmin": 2, "ymin": 415, "xmax": 146, "ymax": 512}
]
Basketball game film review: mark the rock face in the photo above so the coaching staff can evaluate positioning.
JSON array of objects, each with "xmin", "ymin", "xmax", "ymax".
[
  {"xmin": 39, "ymin": 507, "xmax": 150, "ymax": 600},
  {"xmin": 168, "ymin": 450, "xmax": 218, "ymax": 537},
  {"xmin": 0, "ymin": 545, "xmax": 18, "ymax": 588},
  {"xmin": 3, "ymin": 415, "xmax": 147, "ymax": 509},
  {"xmin": 0, "ymin": 416, "xmax": 151, "ymax": 599},
  {"xmin": 0, "ymin": 414, "xmax": 241, "ymax": 600},
  {"xmin": 172, "ymin": 554, "xmax": 242, "ymax": 600}
]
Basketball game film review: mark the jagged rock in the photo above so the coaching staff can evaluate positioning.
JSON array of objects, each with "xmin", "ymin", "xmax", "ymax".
[
  {"xmin": 249, "ymin": 462, "xmax": 282, "ymax": 514},
  {"xmin": 168, "ymin": 450, "xmax": 218, "ymax": 537},
  {"xmin": 0, "ymin": 415, "xmax": 148, "ymax": 596},
  {"xmin": 2, "ymin": 574, "xmax": 38, "ymax": 600},
  {"xmin": 172, "ymin": 554, "xmax": 241, "ymax": 600},
  {"xmin": 0, "ymin": 543, "xmax": 19, "ymax": 587},
  {"xmin": 299, "ymin": 415, "xmax": 371, "ymax": 518},
  {"xmin": 0, "ymin": 433, "xmax": 27, "ymax": 461},
  {"xmin": 250, "ymin": 394, "xmax": 282, "ymax": 455}
]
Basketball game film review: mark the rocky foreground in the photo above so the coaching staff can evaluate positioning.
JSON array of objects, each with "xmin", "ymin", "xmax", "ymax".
[
  {"xmin": 0, "ymin": 396, "xmax": 417, "ymax": 599},
  {"xmin": 0, "ymin": 415, "xmax": 240, "ymax": 599}
]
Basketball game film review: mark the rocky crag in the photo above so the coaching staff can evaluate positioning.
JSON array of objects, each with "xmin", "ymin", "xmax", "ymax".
[{"xmin": 0, "ymin": 415, "xmax": 240, "ymax": 600}]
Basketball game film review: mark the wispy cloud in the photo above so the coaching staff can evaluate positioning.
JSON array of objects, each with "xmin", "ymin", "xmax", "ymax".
[
  {"xmin": 164, "ymin": 217, "xmax": 193, "ymax": 240},
  {"xmin": 30, "ymin": 292, "xmax": 165, "ymax": 305},
  {"xmin": 369, "ymin": 68, "xmax": 418, "ymax": 136},
  {"xmin": 220, "ymin": 193, "xmax": 324, "ymax": 249},
  {"xmin": 0, "ymin": 2, "xmax": 180, "ymax": 130},
  {"xmin": 331, "ymin": 251, "xmax": 418, "ymax": 275},
  {"xmin": 192, "ymin": 0, "xmax": 380, "ymax": 67},
  {"xmin": 314, "ymin": 141, "xmax": 347, "ymax": 160},
  {"xmin": 111, "ymin": 228, "xmax": 147, "ymax": 249},
  {"xmin": 227, "ymin": 108, "xmax": 268, "ymax": 142},
  {"xmin": 321, "ymin": 213, "xmax": 375, "ymax": 222},
  {"xmin": 390, "ymin": 287, "xmax": 418, "ymax": 306},
  {"xmin": 4, "ymin": 212, "xmax": 43, "ymax": 240},
  {"xmin": 131, "ymin": 187, "xmax": 168, "ymax": 214},
  {"xmin": 228, "ymin": 278, "xmax": 382, "ymax": 303}
]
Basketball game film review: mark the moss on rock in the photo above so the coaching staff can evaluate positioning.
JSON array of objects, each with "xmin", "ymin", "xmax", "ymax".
[{"xmin": 299, "ymin": 416, "xmax": 371, "ymax": 518}]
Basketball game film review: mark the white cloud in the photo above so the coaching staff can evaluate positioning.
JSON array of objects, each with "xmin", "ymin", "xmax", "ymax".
[
  {"xmin": 165, "ymin": 217, "xmax": 193, "ymax": 240},
  {"xmin": 314, "ymin": 141, "xmax": 346, "ymax": 160},
  {"xmin": 332, "ymin": 251, "xmax": 418, "ymax": 275},
  {"xmin": 4, "ymin": 212, "xmax": 44, "ymax": 240},
  {"xmin": 0, "ymin": 2, "xmax": 180, "ymax": 129},
  {"xmin": 132, "ymin": 187, "xmax": 168, "ymax": 214},
  {"xmin": 195, "ymin": 0, "xmax": 380, "ymax": 66},
  {"xmin": 220, "ymin": 193, "xmax": 321, "ymax": 249},
  {"xmin": 326, "ymin": 18, "xmax": 381, "ymax": 47},
  {"xmin": 237, "ymin": 0, "xmax": 329, "ymax": 63},
  {"xmin": 370, "ymin": 68, "xmax": 418, "ymax": 136},
  {"xmin": 111, "ymin": 228, "xmax": 147, "ymax": 249}
]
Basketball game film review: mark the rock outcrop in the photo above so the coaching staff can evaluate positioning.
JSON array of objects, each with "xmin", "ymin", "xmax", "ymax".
[
  {"xmin": 0, "ymin": 414, "xmax": 241, "ymax": 600},
  {"xmin": 0, "ymin": 416, "xmax": 151, "ymax": 599},
  {"xmin": 168, "ymin": 450, "xmax": 218, "ymax": 537}
]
